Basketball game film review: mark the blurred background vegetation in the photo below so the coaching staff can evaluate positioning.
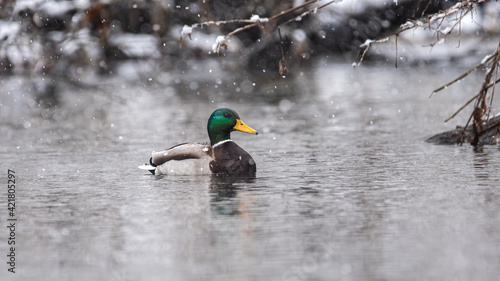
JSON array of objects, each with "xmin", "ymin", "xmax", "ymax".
[
  {"xmin": 1, "ymin": 0, "xmax": 499, "ymax": 79},
  {"xmin": 0, "ymin": 0, "xmax": 499, "ymax": 120}
]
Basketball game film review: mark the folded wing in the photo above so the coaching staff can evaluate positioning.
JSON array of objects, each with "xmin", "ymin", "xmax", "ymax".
[{"xmin": 152, "ymin": 143, "xmax": 212, "ymax": 166}]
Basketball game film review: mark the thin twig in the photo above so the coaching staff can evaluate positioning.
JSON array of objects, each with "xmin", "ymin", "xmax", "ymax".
[
  {"xmin": 355, "ymin": 0, "xmax": 484, "ymax": 66},
  {"xmin": 181, "ymin": 0, "xmax": 335, "ymax": 55},
  {"xmin": 274, "ymin": 0, "xmax": 337, "ymax": 73},
  {"xmin": 268, "ymin": 0, "xmax": 319, "ymax": 21},
  {"xmin": 487, "ymin": 65, "xmax": 498, "ymax": 119},
  {"xmin": 277, "ymin": 26, "xmax": 287, "ymax": 75},
  {"xmin": 227, "ymin": 0, "xmax": 336, "ymax": 41},
  {"xmin": 468, "ymin": 42, "xmax": 500, "ymax": 144},
  {"xmin": 182, "ymin": 0, "xmax": 320, "ymax": 40},
  {"xmin": 395, "ymin": 34, "xmax": 398, "ymax": 68},
  {"xmin": 444, "ymin": 77, "xmax": 500, "ymax": 123},
  {"xmin": 445, "ymin": 93, "xmax": 480, "ymax": 123},
  {"xmin": 354, "ymin": 37, "xmax": 389, "ymax": 68},
  {"xmin": 430, "ymin": 55, "xmax": 494, "ymax": 98}
]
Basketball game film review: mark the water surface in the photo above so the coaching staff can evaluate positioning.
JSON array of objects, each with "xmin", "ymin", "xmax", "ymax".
[{"xmin": 1, "ymin": 61, "xmax": 500, "ymax": 281}]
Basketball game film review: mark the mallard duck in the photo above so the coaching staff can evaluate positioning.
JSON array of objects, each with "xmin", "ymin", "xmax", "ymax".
[{"xmin": 138, "ymin": 108, "xmax": 258, "ymax": 176}]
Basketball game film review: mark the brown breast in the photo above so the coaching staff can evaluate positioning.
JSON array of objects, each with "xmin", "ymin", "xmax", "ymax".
[{"xmin": 209, "ymin": 141, "xmax": 256, "ymax": 176}]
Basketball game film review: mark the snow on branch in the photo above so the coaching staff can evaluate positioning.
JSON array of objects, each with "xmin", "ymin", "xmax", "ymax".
[
  {"xmin": 179, "ymin": 0, "xmax": 337, "ymax": 55},
  {"xmin": 354, "ymin": 0, "xmax": 487, "ymax": 67}
]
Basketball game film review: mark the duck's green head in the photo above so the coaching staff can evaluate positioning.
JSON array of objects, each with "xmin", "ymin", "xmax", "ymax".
[{"xmin": 207, "ymin": 108, "xmax": 258, "ymax": 145}]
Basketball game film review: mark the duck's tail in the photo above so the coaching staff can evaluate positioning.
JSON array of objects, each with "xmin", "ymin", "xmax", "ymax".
[{"xmin": 138, "ymin": 157, "xmax": 156, "ymax": 175}]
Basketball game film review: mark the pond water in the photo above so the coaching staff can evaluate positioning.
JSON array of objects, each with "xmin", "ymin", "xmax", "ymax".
[{"xmin": 1, "ymin": 59, "xmax": 500, "ymax": 281}]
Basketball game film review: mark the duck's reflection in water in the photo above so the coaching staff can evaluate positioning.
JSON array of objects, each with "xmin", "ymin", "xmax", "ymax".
[{"xmin": 209, "ymin": 174, "xmax": 257, "ymax": 216}]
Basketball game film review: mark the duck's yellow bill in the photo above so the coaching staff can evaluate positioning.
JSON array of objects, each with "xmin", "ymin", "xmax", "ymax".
[{"xmin": 234, "ymin": 119, "xmax": 258, "ymax": 135}]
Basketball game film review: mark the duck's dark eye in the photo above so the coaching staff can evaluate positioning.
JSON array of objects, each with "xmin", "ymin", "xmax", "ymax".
[{"xmin": 223, "ymin": 113, "xmax": 229, "ymax": 118}]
